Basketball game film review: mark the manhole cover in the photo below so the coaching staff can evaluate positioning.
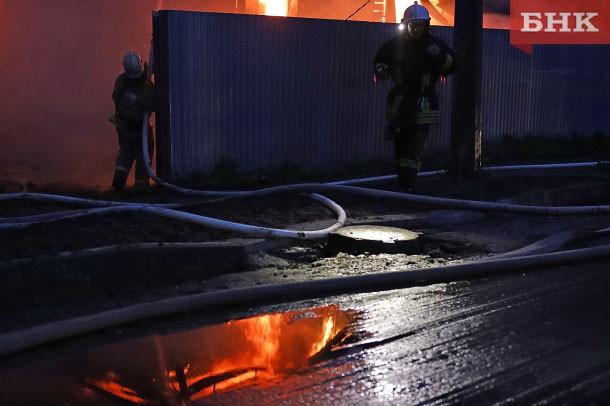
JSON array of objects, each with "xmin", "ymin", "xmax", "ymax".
[{"xmin": 328, "ymin": 225, "xmax": 421, "ymax": 254}]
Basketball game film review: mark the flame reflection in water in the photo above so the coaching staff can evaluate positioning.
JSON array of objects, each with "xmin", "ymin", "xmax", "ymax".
[{"xmin": 0, "ymin": 304, "xmax": 357, "ymax": 404}]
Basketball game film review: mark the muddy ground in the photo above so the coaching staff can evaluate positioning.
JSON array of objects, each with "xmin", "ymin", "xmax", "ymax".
[{"xmin": 2, "ymin": 167, "xmax": 610, "ymax": 332}]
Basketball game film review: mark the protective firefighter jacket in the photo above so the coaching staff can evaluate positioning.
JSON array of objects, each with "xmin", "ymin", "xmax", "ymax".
[
  {"xmin": 374, "ymin": 31, "xmax": 455, "ymax": 125},
  {"xmin": 112, "ymin": 73, "xmax": 155, "ymax": 124}
]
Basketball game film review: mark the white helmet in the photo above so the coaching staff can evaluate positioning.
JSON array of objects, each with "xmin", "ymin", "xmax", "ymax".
[
  {"xmin": 122, "ymin": 50, "xmax": 143, "ymax": 79},
  {"xmin": 403, "ymin": 1, "xmax": 430, "ymax": 23}
]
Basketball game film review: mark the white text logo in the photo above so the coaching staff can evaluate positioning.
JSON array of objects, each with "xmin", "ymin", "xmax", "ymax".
[{"xmin": 521, "ymin": 12, "xmax": 599, "ymax": 32}]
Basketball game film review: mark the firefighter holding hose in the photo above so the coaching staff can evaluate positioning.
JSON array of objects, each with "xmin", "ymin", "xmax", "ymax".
[
  {"xmin": 374, "ymin": 1, "xmax": 456, "ymax": 191},
  {"xmin": 109, "ymin": 50, "xmax": 155, "ymax": 193}
]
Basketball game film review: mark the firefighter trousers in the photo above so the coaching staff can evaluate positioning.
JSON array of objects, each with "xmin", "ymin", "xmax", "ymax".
[
  {"xmin": 392, "ymin": 122, "xmax": 431, "ymax": 190},
  {"xmin": 112, "ymin": 121, "xmax": 154, "ymax": 191}
]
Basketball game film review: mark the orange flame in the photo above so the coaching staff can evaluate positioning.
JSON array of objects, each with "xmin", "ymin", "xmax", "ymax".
[
  {"xmin": 84, "ymin": 305, "xmax": 355, "ymax": 402},
  {"xmin": 86, "ymin": 372, "xmax": 148, "ymax": 404},
  {"xmin": 309, "ymin": 315, "xmax": 336, "ymax": 357},
  {"xmin": 184, "ymin": 305, "xmax": 350, "ymax": 390},
  {"xmin": 261, "ymin": 0, "xmax": 288, "ymax": 16}
]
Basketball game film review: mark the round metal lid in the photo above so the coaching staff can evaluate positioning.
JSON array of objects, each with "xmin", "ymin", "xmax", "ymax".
[{"xmin": 328, "ymin": 225, "xmax": 421, "ymax": 255}]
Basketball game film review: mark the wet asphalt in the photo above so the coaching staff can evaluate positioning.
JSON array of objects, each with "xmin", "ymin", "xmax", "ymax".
[
  {"xmin": 209, "ymin": 258, "xmax": 610, "ymax": 404},
  {"xmin": 2, "ymin": 255, "xmax": 610, "ymax": 404}
]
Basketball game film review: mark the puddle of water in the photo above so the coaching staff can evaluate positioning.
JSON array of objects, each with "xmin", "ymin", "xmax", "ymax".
[{"xmin": 0, "ymin": 304, "xmax": 356, "ymax": 404}]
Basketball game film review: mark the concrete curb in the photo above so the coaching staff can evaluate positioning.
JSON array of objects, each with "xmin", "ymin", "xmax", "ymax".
[{"xmin": 0, "ymin": 239, "xmax": 289, "ymax": 305}]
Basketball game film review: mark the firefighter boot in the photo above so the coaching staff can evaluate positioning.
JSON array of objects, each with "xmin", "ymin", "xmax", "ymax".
[
  {"xmin": 396, "ymin": 166, "xmax": 418, "ymax": 192},
  {"xmin": 112, "ymin": 166, "xmax": 130, "ymax": 192}
]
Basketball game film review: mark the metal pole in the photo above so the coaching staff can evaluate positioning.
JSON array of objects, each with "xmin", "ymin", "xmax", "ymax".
[{"xmin": 449, "ymin": 0, "xmax": 482, "ymax": 179}]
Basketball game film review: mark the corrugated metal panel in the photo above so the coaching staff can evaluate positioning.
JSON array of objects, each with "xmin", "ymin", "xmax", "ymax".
[
  {"xmin": 480, "ymin": 31, "xmax": 610, "ymax": 142},
  {"xmin": 423, "ymin": 26, "xmax": 453, "ymax": 152},
  {"xmin": 155, "ymin": 11, "xmax": 398, "ymax": 178},
  {"xmin": 154, "ymin": 11, "xmax": 610, "ymax": 179},
  {"xmin": 480, "ymin": 28, "xmax": 534, "ymax": 143}
]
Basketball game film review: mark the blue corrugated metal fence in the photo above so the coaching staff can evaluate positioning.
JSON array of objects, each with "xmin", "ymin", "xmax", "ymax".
[{"xmin": 153, "ymin": 11, "xmax": 610, "ymax": 180}]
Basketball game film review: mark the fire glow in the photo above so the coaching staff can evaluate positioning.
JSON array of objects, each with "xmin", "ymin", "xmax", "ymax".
[
  {"xmin": 82, "ymin": 305, "xmax": 355, "ymax": 402},
  {"xmin": 261, "ymin": 0, "xmax": 289, "ymax": 16}
]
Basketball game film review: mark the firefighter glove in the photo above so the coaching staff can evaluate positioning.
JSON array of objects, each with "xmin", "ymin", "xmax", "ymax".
[
  {"xmin": 374, "ymin": 62, "xmax": 390, "ymax": 80},
  {"xmin": 427, "ymin": 44, "xmax": 441, "ymax": 58}
]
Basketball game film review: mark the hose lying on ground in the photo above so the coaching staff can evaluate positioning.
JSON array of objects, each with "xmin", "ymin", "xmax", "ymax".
[
  {"xmin": 493, "ymin": 226, "xmax": 610, "ymax": 259},
  {"xmin": 1, "ymin": 242, "xmax": 610, "ymax": 357},
  {"xmin": 0, "ymin": 194, "xmax": 346, "ymax": 238},
  {"xmin": 187, "ymin": 182, "xmax": 610, "ymax": 216},
  {"xmin": 1, "ymin": 113, "xmax": 609, "ymax": 235},
  {"xmin": 4, "ymin": 178, "xmax": 610, "ymax": 233},
  {"xmin": 2, "ymin": 116, "xmax": 610, "ymax": 354}
]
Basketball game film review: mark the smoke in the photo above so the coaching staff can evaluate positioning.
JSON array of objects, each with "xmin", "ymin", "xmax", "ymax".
[
  {"xmin": 484, "ymin": 13, "xmax": 509, "ymax": 30},
  {"xmin": 483, "ymin": 0, "xmax": 509, "ymax": 16},
  {"xmin": 0, "ymin": 0, "xmax": 372, "ymax": 190},
  {"xmin": 401, "ymin": 0, "xmax": 509, "ymax": 28},
  {"xmin": 298, "ymin": 0, "xmax": 373, "ymax": 21},
  {"xmin": 0, "ymin": 0, "xmax": 236, "ymax": 190},
  {"xmin": 0, "ymin": 1, "xmax": 154, "ymax": 189}
]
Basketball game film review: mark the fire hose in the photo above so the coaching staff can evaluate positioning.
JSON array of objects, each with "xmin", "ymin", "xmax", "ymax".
[
  {"xmin": 2, "ymin": 121, "xmax": 610, "ymax": 234},
  {"xmin": 4, "ymin": 115, "xmax": 610, "ymax": 355},
  {"xmin": 1, "ymin": 241, "xmax": 610, "ymax": 357}
]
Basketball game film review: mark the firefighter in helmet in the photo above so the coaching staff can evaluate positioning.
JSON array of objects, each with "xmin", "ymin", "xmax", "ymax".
[
  {"xmin": 110, "ymin": 50, "xmax": 155, "ymax": 192},
  {"xmin": 373, "ymin": 1, "xmax": 456, "ymax": 190}
]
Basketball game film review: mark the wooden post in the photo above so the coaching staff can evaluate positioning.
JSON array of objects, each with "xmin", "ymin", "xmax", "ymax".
[{"xmin": 449, "ymin": 0, "xmax": 483, "ymax": 179}]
